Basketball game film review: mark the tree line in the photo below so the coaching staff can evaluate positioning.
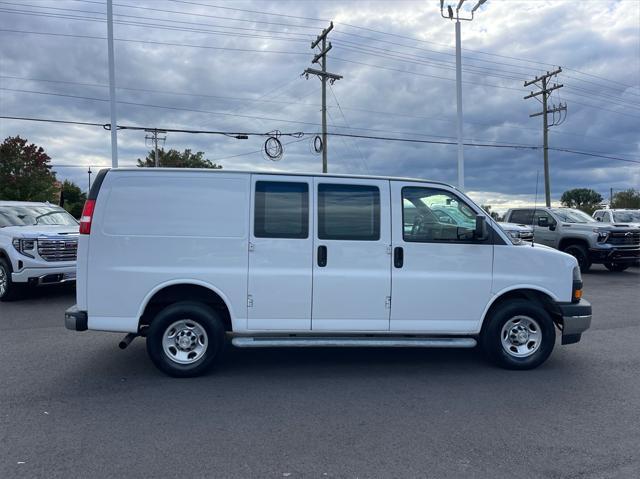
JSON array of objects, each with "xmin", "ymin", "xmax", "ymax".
[{"xmin": 0, "ymin": 136, "xmax": 221, "ymax": 218}]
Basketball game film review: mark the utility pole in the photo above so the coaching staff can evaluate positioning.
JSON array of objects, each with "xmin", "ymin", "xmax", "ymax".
[
  {"xmin": 106, "ymin": 0, "xmax": 118, "ymax": 167},
  {"xmin": 145, "ymin": 129, "xmax": 166, "ymax": 167},
  {"xmin": 303, "ymin": 22, "xmax": 342, "ymax": 173},
  {"xmin": 524, "ymin": 68, "xmax": 566, "ymax": 207},
  {"xmin": 88, "ymin": 166, "xmax": 92, "ymax": 192},
  {"xmin": 440, "ymin": 0, "xmax": 487, "ymax": 191}
]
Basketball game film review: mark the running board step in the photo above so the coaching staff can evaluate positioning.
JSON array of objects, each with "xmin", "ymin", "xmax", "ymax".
[{"xmin": 231, "ymin": 337, "xmax": 477, "ymax": 348}]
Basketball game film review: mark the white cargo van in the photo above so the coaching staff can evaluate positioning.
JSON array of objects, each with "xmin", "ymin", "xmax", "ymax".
[{"xmin": 65, "ymin": 169, "xmax": 591, "ymax": 377}]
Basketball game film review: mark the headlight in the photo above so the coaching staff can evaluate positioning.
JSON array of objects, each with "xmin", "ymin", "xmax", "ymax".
[
  {"xmin": 508, "ymin": 231, "xmax": 520, "ymax": 239},
  {"xmin": 12, "ymin": 238, "xmax": 36, "ymax": 258},
  {"xmin": 573, "ymin": 265, "xmax": 582, "ymax": 282},
  {"xmin": 572, "ymin": 266, "xmax": 583, "ymax": 303},
  {"xmin": 593, "ymin": 229, "xmax": 609, "ymax": 243}
]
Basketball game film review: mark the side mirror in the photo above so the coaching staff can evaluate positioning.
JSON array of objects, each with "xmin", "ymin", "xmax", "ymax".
[
  {"xmin": 596, "ymin": 217, "xmax": 602, "ymax": 222},
  {"xmin": 474, "ymin": 215, "xmax": 489, "ymax": 241},
  {"xmin": 537, "ymin": 216, "xmax": 549, "ymax": 227}
]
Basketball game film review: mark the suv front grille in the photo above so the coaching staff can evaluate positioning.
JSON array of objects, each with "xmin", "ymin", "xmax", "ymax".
[
  {"xmin": 37, "ymin": 238, "xmax": 78, "ymax": 262},
  {"xmin": 520, "ymin": 231, "xmax": 534, "ymax": 241},
  {"xmin": 607, "ymin": 231, "xmax": 640, "ymax": 247}
]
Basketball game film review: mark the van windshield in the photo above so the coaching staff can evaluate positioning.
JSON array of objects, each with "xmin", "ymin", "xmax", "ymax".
[
  {"xmin": 550, "ymin": 208, "xmax": 596, "ymax": 224},
  {"xmin": 0, "ymin": 205, "xmax": 79, "ymax": 228}
]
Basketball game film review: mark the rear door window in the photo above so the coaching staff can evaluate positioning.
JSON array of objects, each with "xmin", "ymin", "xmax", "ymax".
[
  {"xmin": 254, "ymin": 181, "xmax": 309, "ymax": 239},
  {"xmin": 318, "ymin": 184, "xmax": 380, "ymax": 241}
]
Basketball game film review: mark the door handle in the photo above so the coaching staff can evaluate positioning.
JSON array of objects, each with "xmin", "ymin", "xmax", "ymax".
[
  {"xmin": 394, "ymin": 246, "xmax": 404, "ymax": 268},
  {"xmin": 317, "ymin": 245, "xmax": 327, "ymax": 267}
]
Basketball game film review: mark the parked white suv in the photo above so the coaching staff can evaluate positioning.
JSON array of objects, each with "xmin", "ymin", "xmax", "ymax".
[
  {"xmin": 65, "ymin": 169, "xmax": 591, "ymax": 377},
  {"xmin": 0, "ymin": 201, "xmax": 79, "ymax": 300},
  {"xmin": 593, "ymin": 209, "xmax": 640, "ymax": 228}
]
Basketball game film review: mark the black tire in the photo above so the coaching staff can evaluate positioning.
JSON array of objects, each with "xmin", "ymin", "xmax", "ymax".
[
  {"xmin": 0, "ymin": 258, "xmax": 21, "ymax": 302},
  {"xmin": 146, "ymin": 301, "xmax": 225, "ymax": 377},
  {"xmin": 604, "ymin": 262, "xmax": 629, "ymax": 272},
  {"xmin": 562, "ymin": 244, "xmax": 591, "ymax": 273},
  {"xmin": 481, "ymin": 299, "xmax": 556, "ymax": 370}
]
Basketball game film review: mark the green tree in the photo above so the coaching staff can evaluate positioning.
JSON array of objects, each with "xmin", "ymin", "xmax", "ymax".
[
  {"xmin": 137, "ymin": 148, "xmax": 222, "ymax": 169},
  {"xmin": 60, "ymin": 180, "xmax": 87, "ymax": 219},
  {"xmin": 0, "ymin": 136, "xmax": 57, "ymax": 201},
  {"xmin": 560, "ymin": 188, "xmax": 603, "ymax": 215},
  {"xmin": 611, "ymin": 189, "xmax": 640, "ymax": 209},
  {"xmin": 481, "ymin": 205, "xmax": 501, "ymax": 221}
]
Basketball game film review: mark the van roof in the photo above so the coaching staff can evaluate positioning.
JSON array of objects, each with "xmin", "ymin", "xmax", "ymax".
[{"xmin": 107, "ymin": 167, "xmax": 455, "ymax": 188}]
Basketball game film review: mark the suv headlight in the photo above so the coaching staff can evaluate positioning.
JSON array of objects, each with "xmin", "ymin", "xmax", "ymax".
[
  {"xmin": 508, "ymin": 231, "xmax": 520, "ymax": 239},
  {"xmin": 593, "ymin": 229, "xmax": 609, "ymax": 243},
  {"xmin": 12, "ymin": 238, "xmax": 36, "ymax": 258}
]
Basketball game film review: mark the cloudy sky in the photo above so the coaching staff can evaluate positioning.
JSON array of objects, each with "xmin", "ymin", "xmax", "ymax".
[{"xmin": 1, "ymin": 0, "xmax": 638, "ymax": 212}]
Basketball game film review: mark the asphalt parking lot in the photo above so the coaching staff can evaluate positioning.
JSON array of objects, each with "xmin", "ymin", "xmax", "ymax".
[{"xmin": 1, "ymin": 266, "xmax": 639, "ymax": 478}]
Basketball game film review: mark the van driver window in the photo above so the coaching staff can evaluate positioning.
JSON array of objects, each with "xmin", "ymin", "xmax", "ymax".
[{"xmin": 402, "ymin": 187, "xmax": 477, "ymax": 243}]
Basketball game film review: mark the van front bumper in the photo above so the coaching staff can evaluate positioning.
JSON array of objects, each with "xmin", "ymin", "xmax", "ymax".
[
  {"xmin": 65, "ymin": 305, "xmax": 88, "ymax": 331},
  {"xmin": 558, "ymin": 299, "xmax": 592, "ymax": 345}
]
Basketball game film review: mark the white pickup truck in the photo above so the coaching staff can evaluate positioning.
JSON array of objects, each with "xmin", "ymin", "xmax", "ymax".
[
  {"xmin": 0, "ymin": 201, "xmax": 79, "ymax": 300},
  {"xmin": 65, "ymin": 169, "xmax": 592, "ymax": 377}
]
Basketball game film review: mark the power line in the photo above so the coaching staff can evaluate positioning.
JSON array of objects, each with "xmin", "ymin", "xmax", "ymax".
[
  {"xmin": 71, "ymin": 0, "xmax": 321, "ymax": 30},
  {"xmin": 0, "ymin": 6, "xmax": 314, "ymax": 44},
  {"xmin": 3, "ymin": 115, "xmax": 639, "ymax": 165},
  {"xmin": 2, "ymin": 74, "xmax": 633, "ymax": 148},
  {"xmin": 0, "ymin": 29, "xmax": 309, "ymax": 56},
  {"xmin": 4, "ymin": 87, "xmax": 635, "ymax": 147},
  {"xmin": 19, "ymin": 0, "xmax": 635, "ymax": 97},
  {"xmin": 158, "ymin": 0, "xmax": 636, "ymax": 90}
]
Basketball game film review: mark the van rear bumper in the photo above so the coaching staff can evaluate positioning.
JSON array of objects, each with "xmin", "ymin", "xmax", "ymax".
[
  {"xmin": 558, "ymin": 299, "xmax": 592, "ymax": 345},
  {"xmin": 65, "ymin": 305, "xmax": 88, "ymax": 331}
]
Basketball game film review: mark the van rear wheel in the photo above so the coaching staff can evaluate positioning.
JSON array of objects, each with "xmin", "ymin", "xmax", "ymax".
[
  {"xmin": 481, "ymin": 299, "xmax": 555, "ymax": 370},
  {"xmin": 146, "ymin": 301, "xmax": 225, "ymax": 377}
]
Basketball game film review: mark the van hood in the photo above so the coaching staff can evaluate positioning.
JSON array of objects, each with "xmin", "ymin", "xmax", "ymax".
[{"xmin": 1, "ymin": 225, "xmax": 79, "ymax": 238}]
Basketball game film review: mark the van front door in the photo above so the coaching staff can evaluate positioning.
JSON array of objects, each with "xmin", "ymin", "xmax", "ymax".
[
  {"xmin": 247, "ymin": 176, "xmax": 313, "ymax": 330},
  {"xmin": 311, "ymin": 178, "xmax": 391, "ymax": 331},
  {"xmin": 390, "ymin": 183, "xmax": 493, "ymax": 333}
]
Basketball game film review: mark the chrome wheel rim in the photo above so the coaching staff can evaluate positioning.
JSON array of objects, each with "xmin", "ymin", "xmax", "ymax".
[
  {"xmin": 0, "ymin": 265, "xmax": 7, "ymax": 297},
  {"xmin": 162, "ymin": 319, "xmax": 208, "ymax": 365},
  {"xmin": 500, "ymin": 315, "xmax": 542, "ymax": 358}
]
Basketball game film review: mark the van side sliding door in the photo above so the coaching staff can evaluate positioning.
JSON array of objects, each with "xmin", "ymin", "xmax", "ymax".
[
  {"xmin": 247, "ymin": 175, "xmax": 313, "ymax": 331},
  {"xmin": 311, "ymin": 178, "xmax": 392, "ymax": 331}
]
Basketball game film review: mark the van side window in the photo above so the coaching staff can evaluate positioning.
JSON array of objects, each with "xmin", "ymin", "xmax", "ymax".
[
  {"xmin": 254, "ymin": 181, "xmax": 308, "ymax": 239},
  {"xmin": 318, "ymin": 184, "xmax": 380, "ymax": 241},
  {"xmin": 509, "ymin": 209, "xmax": 534, "ymax": 224},
  {"xmin": 402, "ymin": 187, "xmax": 478, "ymax": 243}
]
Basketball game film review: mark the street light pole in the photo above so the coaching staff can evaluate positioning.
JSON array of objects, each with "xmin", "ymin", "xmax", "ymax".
[
  {"xmin": 440, "ymin": 0, "xmax": 487, "ymax": 191},
  {"xmin": 454, "ymin": 19, "xmax": 464, "ymax": 191}
]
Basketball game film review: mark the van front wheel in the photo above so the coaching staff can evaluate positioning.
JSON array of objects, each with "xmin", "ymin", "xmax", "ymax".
[
  {"xmin": 146, "ymin": 301, "xmax": 225, "ymax": 377},
  {"xmin": 481, "ymin": 299, "xmax": 555, "ymax": 370}
]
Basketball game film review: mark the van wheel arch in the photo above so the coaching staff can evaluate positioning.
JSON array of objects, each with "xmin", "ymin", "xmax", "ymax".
[
  {"xmin": 139, "ymin": 284, "xmax": 233, "ymax": 333},
  {"xmin": 481, "ymin": 289, "xmax": 561, "ymax": 336}
]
